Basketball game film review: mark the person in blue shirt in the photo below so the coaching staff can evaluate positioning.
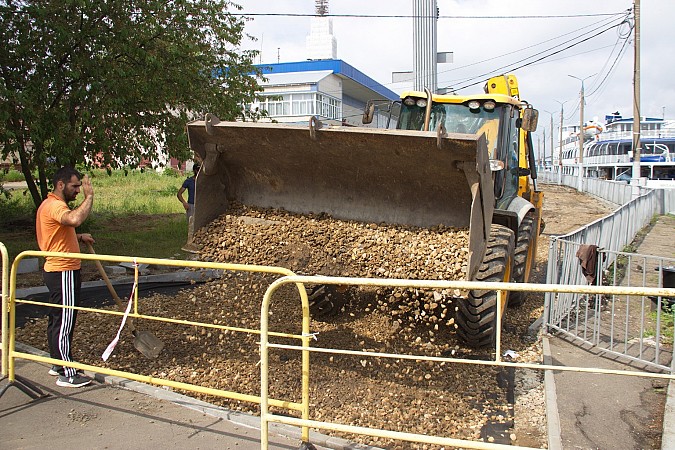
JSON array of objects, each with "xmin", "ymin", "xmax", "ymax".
[
  {"xmin": 177, "ymin": 163, "xmax": 200, "ymax": 250},
  {"xmin": 177, "ymin": 163, "xmax": 199, "ymax": 220}
]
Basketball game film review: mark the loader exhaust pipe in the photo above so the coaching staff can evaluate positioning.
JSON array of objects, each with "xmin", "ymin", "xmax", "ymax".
[{"xmin": 423, "ymin": 88, "xmax": 433, "ymax": 131}]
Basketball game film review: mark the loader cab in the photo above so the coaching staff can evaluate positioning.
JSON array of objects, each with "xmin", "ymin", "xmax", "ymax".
[{"xmin": 397, "ymin": 93, "xmax": 524, "ymax": 206}]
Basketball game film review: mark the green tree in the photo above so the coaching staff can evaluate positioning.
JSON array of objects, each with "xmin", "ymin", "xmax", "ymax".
[{"xmin": 1, "ymin": 0, "xmax": 263, "ymax": 208}]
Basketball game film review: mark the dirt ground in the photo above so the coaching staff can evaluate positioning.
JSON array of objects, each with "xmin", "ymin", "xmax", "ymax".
[{"xmin": 13, "ymin": 183, "xmax": 617, "ymax": 449}]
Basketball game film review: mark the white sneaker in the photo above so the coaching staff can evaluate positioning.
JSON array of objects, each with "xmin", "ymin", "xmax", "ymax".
[{"xmin": 56, "ymin": 374, "xmax": 92, "ymax": 388}]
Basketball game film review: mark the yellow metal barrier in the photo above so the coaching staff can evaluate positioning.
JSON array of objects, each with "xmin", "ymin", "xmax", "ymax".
[
  {"xmin": 260, "ymin": 275, "xmax": 675, "ymax": 450},
  {"xmin": 5, "ymin": 249, "xmax": 313, "ymax": 441},
  {"xmin": 1, "ymin": 242, "xmax": 8, "ymax": 377},
  {"xmin": 6, "ymin": 247, "xmax": 675, "ymax": 449}
]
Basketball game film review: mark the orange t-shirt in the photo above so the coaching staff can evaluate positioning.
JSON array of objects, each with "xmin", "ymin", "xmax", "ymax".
[{"xmin": 36, "ymin": 193, "xmax": 81, "ymax": 272}]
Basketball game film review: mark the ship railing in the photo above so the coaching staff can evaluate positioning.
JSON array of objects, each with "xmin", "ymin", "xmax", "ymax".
[{"xmin": 602, "ymin": 129, "xmax": 675, "ymax": 140}]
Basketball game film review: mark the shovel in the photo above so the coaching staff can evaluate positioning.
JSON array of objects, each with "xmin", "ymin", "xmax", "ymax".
[{"xmin": 86, "ymin": 243, "xmax": 164, "ymax": 358}]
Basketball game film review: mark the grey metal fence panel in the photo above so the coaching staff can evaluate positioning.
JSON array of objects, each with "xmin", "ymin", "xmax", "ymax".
[
  {"xmin": 533, "ymin": 173, "xmax": 672, "ymax": 369},
  {"xmin": 547, "ymin": 248, "xmax": 675, "ymax": 372},
  {"xmin": 664, "ymin": 189, "xmax": 675, "ymax": 213},
  {"xmin": 541, "ymin": 185, "xmax": 669, "ymax": 370}
]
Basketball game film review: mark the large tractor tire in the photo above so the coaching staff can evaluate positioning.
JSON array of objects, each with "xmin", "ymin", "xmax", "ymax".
[
  {"xmin": 509, "ymin": 211, "xmax": 536, "ymax": 307},
  {"xmin": 456, "ymin": 224, "xmax": 515, "ymax": 348}
]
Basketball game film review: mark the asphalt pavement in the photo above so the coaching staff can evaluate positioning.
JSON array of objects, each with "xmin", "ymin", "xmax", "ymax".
[
  {"xmin": 1, "ymin": 344, "xmax": 367, "ymax": 450},
  {"xmin": 544, "ymin": 336, "xmax": 674, "ymax": 450}
]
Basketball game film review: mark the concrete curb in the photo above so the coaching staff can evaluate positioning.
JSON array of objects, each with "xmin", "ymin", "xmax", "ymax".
[
  {"xmin": 12, "ymin": 341, "xmax": 379, "ymax": 450},
  {"xmin": 541, "ymin": 336, "xmax": 562, "ymax": 450},
  {"xmin": 664, "ymin": 380, "xmax": 675, "ymax": 450}
]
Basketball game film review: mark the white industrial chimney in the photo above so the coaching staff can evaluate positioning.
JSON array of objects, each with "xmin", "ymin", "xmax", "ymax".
[
  {"xmin": 413, "ymin": 0, "xmax": 437, "ymax": 92},
  {"xmin": 306, "ymin": 0, "xmax": 337, "ymax": 60}
]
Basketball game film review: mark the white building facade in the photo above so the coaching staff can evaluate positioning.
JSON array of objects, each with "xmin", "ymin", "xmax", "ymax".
[{"xmin": 251, "ymin": 60, "xmax": 398, "ymax": 127}]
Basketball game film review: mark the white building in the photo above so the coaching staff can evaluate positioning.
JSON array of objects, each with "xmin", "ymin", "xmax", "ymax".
[
  {"xmin": 248, "ymin": 1, "xmax": 398, "ymax": 127},
  {"xmin": 251, "ymin": 60, "xmax": 398, "ymax": 127}
]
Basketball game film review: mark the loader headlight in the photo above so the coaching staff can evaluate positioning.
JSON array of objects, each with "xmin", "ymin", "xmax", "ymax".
[
  {"xmin": 467, "ymin": 100, "xmax": 481, "ymax": 110},
  {"xmin": 416, "ymin": 98, "xmax": 427, "ymax": 108},
  {"xmin": 483, "ymin": 100, "xmax": 496, "ymax": 111},
  {"xmin": 403, "ymin": 97, "xmax": 416, "ymax": 106}
]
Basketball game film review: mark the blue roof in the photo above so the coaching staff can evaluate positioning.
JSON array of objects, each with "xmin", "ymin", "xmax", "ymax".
[{"xmin": 256, "ymin": 60, "xmax": 398, "ymax": 101}]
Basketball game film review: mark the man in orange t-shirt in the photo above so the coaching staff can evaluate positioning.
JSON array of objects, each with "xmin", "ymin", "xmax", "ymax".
[{"xmin": 36, "ymin": 166, "xmax": 95, "ymax": 388}]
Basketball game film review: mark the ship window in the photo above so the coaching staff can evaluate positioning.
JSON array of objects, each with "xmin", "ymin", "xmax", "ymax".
[
  {"xmin": 618, "ymin": 143, "xmax": 630, "ymax": 155},
  {"xmin": 643, "ymin": 144, "xmax": 658, "ymax": 155}
]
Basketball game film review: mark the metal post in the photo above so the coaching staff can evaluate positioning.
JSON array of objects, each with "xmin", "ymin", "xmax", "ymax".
[
  {"xmin": 1, "ymin": 243, "xmax": 7, "ymax": 377},
  {"xmin": 550, "ymin": 114, "xmax": 554, "ymax": 170},
  {"xmin": 631, "ymin": 0, "xmax": 641, "ymax": 190},
  {"xmin": 555, "ymin": 100, "xmax": 567, "ymax": 185},
  {"xmin": 569, "ymin": 74, "xmax": 596, "ymax": 191},
  {"xmin": 544, "ymin": 110, "xmax": 555, "ymax": 173},
  {"xmin": 543, "ymin": 127, "xmax": 546, "ymax": 170}
]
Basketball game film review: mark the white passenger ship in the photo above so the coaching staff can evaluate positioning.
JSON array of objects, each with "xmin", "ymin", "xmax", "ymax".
[{"xmin": 552, "ymin": 113, "xmax": 675, "ymax": 188}]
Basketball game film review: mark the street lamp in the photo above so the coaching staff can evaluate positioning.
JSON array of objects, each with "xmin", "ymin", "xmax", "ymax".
[{"xmin": 568, "ymin": 74, "xmax": 595, "ymax": 190}]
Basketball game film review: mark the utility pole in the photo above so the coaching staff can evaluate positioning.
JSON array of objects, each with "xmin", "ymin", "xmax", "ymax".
[
  {"xmin": 631, "ymin": 0, "xmax": 641, "ymax": 186},
  {"xmin": 542, "ymin": 127, "xmax": 546, "ymax": 170},
  {"xmin": 569, "ymin": 74, "xmax": 595, "ymax": 191},
  {"xmin": 548, "ymin": 113, "xmax": 554, "ymax": 171},
  {"xmin": 543, "ymin": 110, "xmax": 555, "ymax": 172},
  {"xmin": 555, "ymin": 100, "xmax": 568, "ymax": 184}
]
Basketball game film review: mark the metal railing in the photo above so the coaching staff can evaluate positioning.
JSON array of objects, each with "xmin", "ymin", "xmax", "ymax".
[
  {"xmin": 539, "ymin": 172, "xmax": 675, "ymax": 370},
  {"xmin": 539, "ymin": 171, "xmax": 675, "ymax": 213},
  {"xmin": 546, "ymin": 244, "xmax": 675, "ymax": 372}
]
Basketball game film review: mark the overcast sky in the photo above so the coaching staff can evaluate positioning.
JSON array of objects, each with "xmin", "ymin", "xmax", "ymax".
[{"xmin": 234, "ymin": 1, "xmax": 672, "ymax": 141}]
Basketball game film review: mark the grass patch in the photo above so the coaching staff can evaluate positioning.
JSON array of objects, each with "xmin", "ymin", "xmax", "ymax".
[
  {"xmin": 0, "ymin": 169, "xmax": 190, "ymax": 262},
  {"xmin": 92, "ymin": 214, "xmax": 187, "ymax": 258},
  {"xmin": 0, "ymin": 169, "xmax": 26, "ymax": 182},
  {"xmin": 603, "ymin": 215, "xmax": 658, "ymax": 285},
  {"xmin": 88, "ymin": 168, "xmax": 185, "ymax": 215},
  {"xmin": 645, "ymin": 304, "xmax": 674, "ymax": 345}
]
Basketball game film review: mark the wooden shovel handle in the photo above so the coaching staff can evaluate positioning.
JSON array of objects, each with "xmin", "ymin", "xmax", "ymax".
[
  {"xmin": 85, "ymin": 243, "xmax": 145, "ymax": 342},
  {"xmin": 85, "ymin": 242, "xmax": 125, "ymax": 309}
]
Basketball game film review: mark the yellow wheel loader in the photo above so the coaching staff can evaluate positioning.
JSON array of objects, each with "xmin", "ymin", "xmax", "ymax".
[{"xmin": 186, "ymin": 74, "xmax": 543, "ymax": 347}]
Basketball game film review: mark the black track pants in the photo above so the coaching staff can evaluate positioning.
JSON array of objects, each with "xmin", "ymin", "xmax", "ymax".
[{"xmin": 43, "ymin": 269, "xmax": 81, "ymax": 378}]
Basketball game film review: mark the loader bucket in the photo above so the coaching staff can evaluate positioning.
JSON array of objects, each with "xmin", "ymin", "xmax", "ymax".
[{"xmin": 186, "ymin": 118, "xmax": 494, "ymax": 280}]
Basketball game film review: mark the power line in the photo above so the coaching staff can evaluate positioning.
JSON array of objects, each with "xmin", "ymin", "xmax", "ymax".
[
  {"xmin": 234, "ymin": 12, "xmax": 629, "ymax": 19},
  {"xmin": 564, "ymin": 23, "xmax": 633, "ymax": 120},
  {"xmin": 394, "ymin": 12, "xmax": 626, "ymax": 87},
  {"xmin": 437, "ymin": 13, "xmax": 629, "ymax": 89},
  {"xmin": 525, "ymin": 43, "xmax": 620, "ymax": 68},
  {"xmin": 444, "ymin": 17, "xmax": 629, "ymax": 92},
  {"xmin": 586, "ymin": 36, "xmax": 632, "ymax": 100}
]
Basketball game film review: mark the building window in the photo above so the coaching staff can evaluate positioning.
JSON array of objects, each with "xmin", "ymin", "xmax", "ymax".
[
  {"xmin": 257, "ymin": 92, "xmax": 341, "ymax": 120},
  {"xmin": 316, "ymin": 94, "xmax": 341, "ymax": 120},
  {"xmin": 292, "ymin": 93, "xmax": 315, "ymax": 115}
]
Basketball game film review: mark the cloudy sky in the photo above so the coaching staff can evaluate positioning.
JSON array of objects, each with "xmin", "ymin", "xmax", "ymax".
[{"xmin": 234, "ymin": 1, "xmax": 672, "ymax": 141}]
